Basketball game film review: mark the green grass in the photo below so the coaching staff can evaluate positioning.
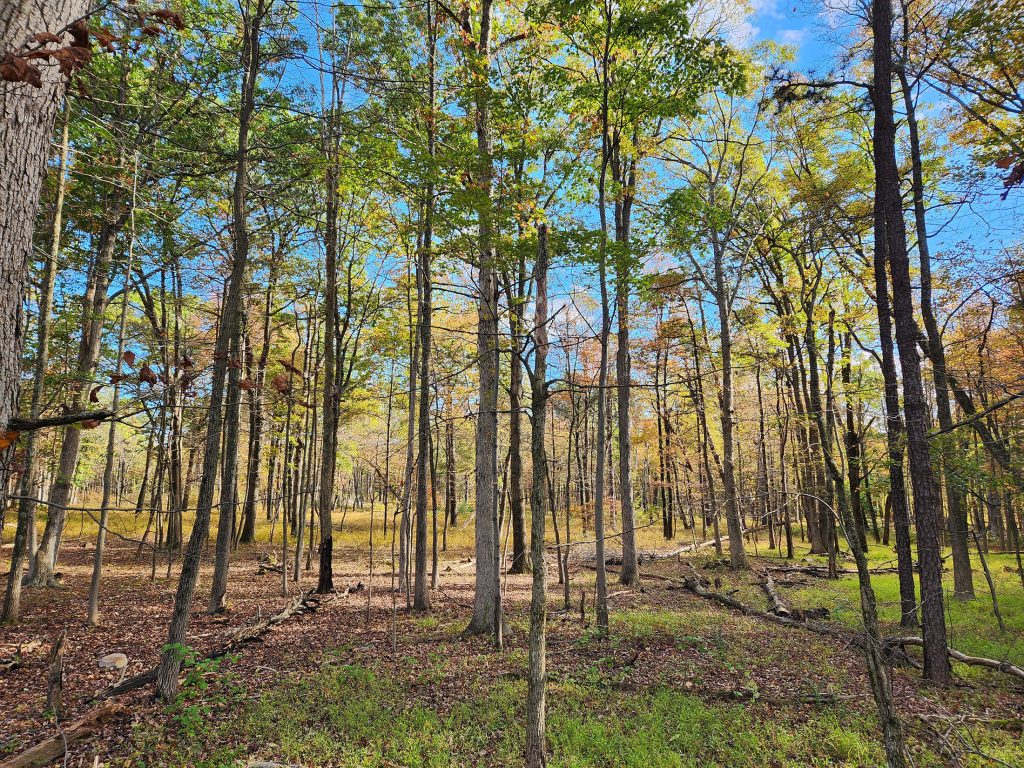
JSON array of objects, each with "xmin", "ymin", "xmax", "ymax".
[
  {"xmin": 774, "ymin": 542, "xmax": 1024, "ymax": 669},
  {"xmin": 137, "ymin": 660, "xmax": 932, "ymax": 768}
]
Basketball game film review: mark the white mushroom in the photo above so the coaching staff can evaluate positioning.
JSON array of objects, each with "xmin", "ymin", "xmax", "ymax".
[{"xmin": 97, "ymin": 652, "xmax": 129, "ymax": 684}]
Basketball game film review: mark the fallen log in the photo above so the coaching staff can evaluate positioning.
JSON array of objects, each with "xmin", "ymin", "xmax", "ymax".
[
  {"xmin": 885, "ymin": 637, "xmax": 1024, "ymax": 683},
  {"xmin": 0, "ymin": 703, "xmax": 124, "ymax": 768},
  {"xmin": 674, "ymin": 565, "xmax": 853, "ymax": 644},
  {"xmin": 755, "ymin": 566, "xmax": 790, "ymax": 618},
  {"xmin": 591, "ymin": 538, "xmax": 718, "ymax": 567},
  {"xmin": 674, "ymin": 565, "xmax": 1024, "ymax": 684},
  {"xmin": 92, "ymin": 585, "xmax": 361, "ymax": 703}
]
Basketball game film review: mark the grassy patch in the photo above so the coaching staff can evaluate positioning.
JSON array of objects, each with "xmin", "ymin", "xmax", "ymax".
[
  {"xmin": 779, "ymin": 545, "xmax": 1024, "ymax": 670},
  {"xmin": 135, "ymin": 659, "xmax": 1017, "ymax": 767}
]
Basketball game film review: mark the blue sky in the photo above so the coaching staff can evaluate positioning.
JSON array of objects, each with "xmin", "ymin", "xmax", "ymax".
[{"xmin": 743, "ymin": 0, "xmax": 1023, "ymax": 264}]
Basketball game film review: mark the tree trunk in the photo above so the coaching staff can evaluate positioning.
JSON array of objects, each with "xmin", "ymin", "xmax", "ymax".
[
  {"xmin": 156, "ymin": 0, "xmax": 266, "ymax": 701},
  {"xmin": 0, "ymin": 0, "xmax": 91, "ymax": 501},
  {"xmin": 526, "ymin": 223, "xmax": 550, "ymax": 768},
  {"xmin": 898, "ymin": 66, "xmax": 974, "ymax": 600},
  {"xmin": 872, "ymin": 0, "xmax": 950, "ymax": 684},
  {"xmin": 2, "ymin": 105, "xmax": 67, "ymax": 623},
  {"xmin": 467, "ymin": 0, "xmax": 501, "ymax": 641},
  {"xmin": 713, "ymin": 241, "xmax": 746, "ymax": 570},
  {"xmin": 88, "ymin": 159, "xmax": 138, "ymax": 625}
]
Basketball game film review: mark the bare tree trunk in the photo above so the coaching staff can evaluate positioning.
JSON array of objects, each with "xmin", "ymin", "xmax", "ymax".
[
  {"xmin": 898, "ymin": 65, "xmax": 974, "ymax": 600},
  {"xmin": 156, "ymin": 0, "xmax": 268, "ymax": 701},
  {"xmin": 526, "ymin": 223, "xmax": 550, "ymax": 768},
  {"xmin": 241, "ymin": 267, "xmax": 278, "ymax": 543},
  {"xmin": 413, "ymin": 0, "xmax": 436, "ymax": 611},
  {"xmin": 806, "ymin": 298, "xmax": 908, "ymax": 768},
  {"xmin": 872, "ymin": 0, "xmax": 950, "ymax": 684},
  {"xmin": 88, "ymin": 155, "xmax": 138, "ymax": 625},
  {"xmin": 467, "ymin": 0, "xmax": 500, "ymax": 641},
  {"xmin": 31, "ymin": 197, "xmax": 126, "ymax": 586}
]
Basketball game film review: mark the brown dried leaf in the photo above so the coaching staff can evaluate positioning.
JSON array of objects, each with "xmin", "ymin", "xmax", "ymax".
[
  {"xmin": 151, "ymin": 9, "xmax": 186, "ymax": 30},
  {"xmin": 33, "ymin": 32, "xmax": 63, "ymax": 45},
  {"xmin": 0, "ymin": 55, "xmax": 42, "ymax": 88},
  {"xmin": 271, "ymin": 373, "xmax": 291, "ymax": 395}
]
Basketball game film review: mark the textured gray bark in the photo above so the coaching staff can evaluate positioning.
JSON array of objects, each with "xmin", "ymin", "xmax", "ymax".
[
  {"xmin": 1, "ymin": 104, "xmax": 67, "ymax": 623},
  {"xmin": 0, "ymin": 0, "xmax": 90, "ymax": 446},
  {"xmin": 467, "ymin": 0, "xmax": 500, "ymax": 638}
]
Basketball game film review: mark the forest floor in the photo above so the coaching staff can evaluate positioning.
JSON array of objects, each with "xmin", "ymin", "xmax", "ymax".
[{"xmin": 2, "ymin": 509, "xmax": 1023, "ymax": 767}]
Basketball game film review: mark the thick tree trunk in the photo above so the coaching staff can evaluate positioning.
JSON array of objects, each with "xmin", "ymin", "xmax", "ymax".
[
  {"xmin": 0, "ymin": 1, "xmax": 91, "ymax": 499},
  {"xmin": 2, "ymin": 106, "xmax": 67, "ymax": 623},
  {"xmin": 467, "ymin": 0, "xmax": 500, "ymax": 639}
]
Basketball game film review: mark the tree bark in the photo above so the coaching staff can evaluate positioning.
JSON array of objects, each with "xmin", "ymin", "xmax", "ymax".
[
  {"xmin": 467, "ymin": 0, "xmax": 501, "ymax": 640},
  {"xmin": 0, "ymin": 0, "xmax": 91, "ymax": 503},
  {"xmin": 872, "ymin": 0, "xmax": 950, "ymax": 684},
  {"xmin": 2, "ymin": 104, "xmax": 67, "ymax": 623},
  {"xmin": 156, "ymin": 0, "xmax": 267, "ymax": 701},
  {"xmin": 210, "ymin": 2, "xmax": 265, "ymax": 612},
  {"xmin": 898, "ymin": 65, "xmax": 974, "ymax": 600},
  {"xmin": 526, "ymin": 223, "xmax": 550, "ymax": 768}
]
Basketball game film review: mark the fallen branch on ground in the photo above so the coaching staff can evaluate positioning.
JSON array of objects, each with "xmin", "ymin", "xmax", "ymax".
[
  {"xmin": 885, "ymin": 637, "xmax": 1024, "ymax": 683},
  {"xmin": 0, "ymin": 703, "xmax": 124, "ymax": 768},
  {"xmin": 755, "ymin": 566, "xmax": 790, "ymax": 617},
  {"xmin": 91, "ymin": 584, "xmax": 362, "ymax": 703},
  {"xmin": 673, "ymin": 565, "xmax": 1024, "ymax": 684}
]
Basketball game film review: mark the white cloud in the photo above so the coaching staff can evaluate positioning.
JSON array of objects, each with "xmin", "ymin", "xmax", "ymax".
[{"xmin": 777, "ymin": 27, "xmax": 809, "ymax": 45}]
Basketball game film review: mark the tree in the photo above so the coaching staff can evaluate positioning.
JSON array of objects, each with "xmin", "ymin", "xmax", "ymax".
[{"xmin": 872, "ymin": 0, "xmax": 951, "ymax": 685}]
